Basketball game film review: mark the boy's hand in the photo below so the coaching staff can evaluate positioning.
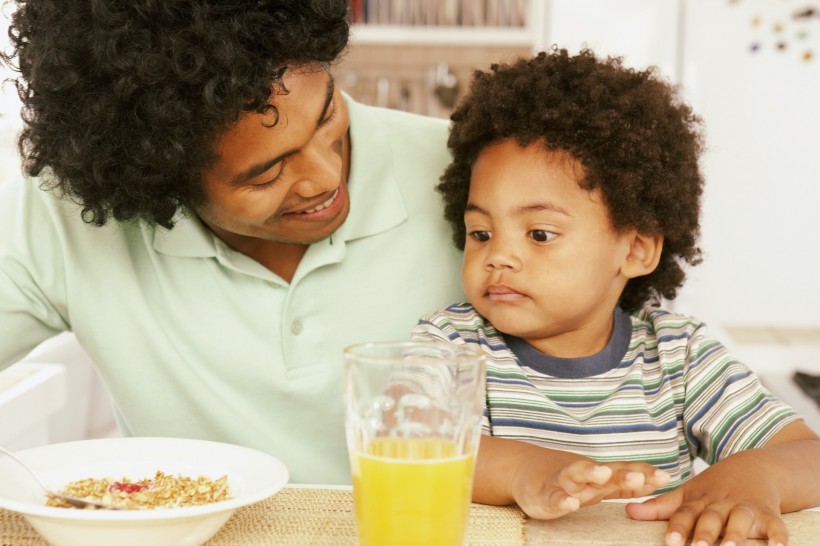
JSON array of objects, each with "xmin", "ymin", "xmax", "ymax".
[
  {"xmin": 513, "ymin": 459, "xmax": 671, "ymax": 520},
  {"xmin": 625, "ymin": 463, "xmax": 785, "ymax": 546},
  {"xmin": 626, "ymin": 485, "xmax": 785, "ymax": 546},
  {"xmin": 625, "ymin": 421, "xmax": 820, "ymax": 546},
  {"xmin": 473, "ymin": 434, "xmax": 672, "ymax": 520}
]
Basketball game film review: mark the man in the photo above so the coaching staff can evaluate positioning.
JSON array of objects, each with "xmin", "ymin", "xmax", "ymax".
[{"xmin": 0, "ymin": 0, "xmax": 462, "ymax": 484}]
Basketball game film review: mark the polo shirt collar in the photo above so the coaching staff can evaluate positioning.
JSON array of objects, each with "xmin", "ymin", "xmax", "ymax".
[
  {"xmin": 152, "ymin": 209, "xmax": 217, "ymax": 258},
  {"xmin": 152, "ymin": 93, "xmax": 407, "ymax": 257},
  {"xmin": 332, "ymin": 91, "xmax": 407, "ymax": 243}
]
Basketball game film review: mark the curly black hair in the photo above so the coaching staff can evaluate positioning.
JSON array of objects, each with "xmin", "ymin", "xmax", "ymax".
[
  {"xmin": 1, "ymin": 0, "xmax": 350, "ymax": 228},
  {"xmin": 438, "ymin": 48, "xmax": 704, "ymax": 311}
]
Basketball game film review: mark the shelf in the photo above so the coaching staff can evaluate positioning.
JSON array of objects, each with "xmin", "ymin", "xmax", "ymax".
[
  {"xmin": 339, "ymin": 2, "xmax": 548, "ymax": 117},
  {"xmin": 350, "ymin": 24, "xmax": 535, "ymax": 47}
]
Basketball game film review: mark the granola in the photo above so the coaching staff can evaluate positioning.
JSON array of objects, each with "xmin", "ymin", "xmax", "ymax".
[{"xmin": 46, "ymin": 470, "xmax": 231, "ymax": 510}]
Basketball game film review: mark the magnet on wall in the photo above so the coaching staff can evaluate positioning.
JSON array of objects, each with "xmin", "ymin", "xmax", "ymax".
[
  {"xmin": 793, "ymin": 7, "xmax": 818, "ymax": 19},
  {"xmin": 734, "ymin": 2, "xmax": 818, "ymax": 61}
]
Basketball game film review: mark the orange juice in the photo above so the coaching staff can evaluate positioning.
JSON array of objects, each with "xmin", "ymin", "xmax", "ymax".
[{"xmin": 351, "ymin": 437, "xmax": 475, "ymax": 546}]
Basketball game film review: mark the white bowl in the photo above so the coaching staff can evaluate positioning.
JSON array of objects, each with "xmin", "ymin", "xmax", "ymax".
[{"xmin": 0, "ymin": 437, "xmax": 289, "ymax": 546}]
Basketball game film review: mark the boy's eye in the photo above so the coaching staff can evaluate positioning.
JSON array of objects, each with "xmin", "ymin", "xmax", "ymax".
[
  {"xmin": 468, "ymin": 230, "xmax": 491, "ymax": 243},
  {"xmin": 529, "ymin": 229, "xmax": 556, "ymax": 243}
]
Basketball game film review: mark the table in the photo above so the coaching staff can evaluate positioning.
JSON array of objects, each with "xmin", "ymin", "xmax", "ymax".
[
  {"xmin": 525, "ymin": 502, "xmax": 820, "ymax": 545},
  {"xmin": 2, "ymin": 486, "xmax": 820, "ymax": 545}
]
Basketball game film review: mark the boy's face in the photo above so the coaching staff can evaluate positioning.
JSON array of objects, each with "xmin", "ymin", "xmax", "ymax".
[{"xmin": 462, "ymin": 139, "xmax": 637, "ymax": 358}]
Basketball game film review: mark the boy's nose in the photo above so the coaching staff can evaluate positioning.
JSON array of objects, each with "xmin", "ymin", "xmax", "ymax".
[{"xmin": 483, "ymin": 242, "xmax": 522, "ymax": 272}]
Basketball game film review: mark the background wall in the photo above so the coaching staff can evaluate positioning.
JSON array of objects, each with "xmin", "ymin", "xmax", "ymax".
[
  {"xmin": 0, "ymin": 1, "xmax": 19, "ymax": 187},
  {"xmin": 679, "ymin": 0, "xmax": 820, "ymax": 329},
  {"xmin": 541, "ymin": 0, "xmax": 820, "ymax": 330}
]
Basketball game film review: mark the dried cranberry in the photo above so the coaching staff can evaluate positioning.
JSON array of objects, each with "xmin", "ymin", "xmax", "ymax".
[{"xmin": 109, "ymin": 482, "xmax": 147, "ymax": 494}]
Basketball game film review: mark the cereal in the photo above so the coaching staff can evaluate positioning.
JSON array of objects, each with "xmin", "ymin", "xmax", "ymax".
[{"xmin": 46, "ymin": 471, "xmax": 231, "ymax": 510}]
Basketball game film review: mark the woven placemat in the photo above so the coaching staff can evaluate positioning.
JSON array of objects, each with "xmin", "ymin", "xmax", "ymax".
[
  {"xmin": 0, "ymin": 487, "xmax": 525, "ymax": 546},
  {"xmin": 525, "ymin": 502, "xmax": 820, "ymax": 545},
  {"xmin": 0, "ymin": 508, "xmax": 44, "ymax": 546}
]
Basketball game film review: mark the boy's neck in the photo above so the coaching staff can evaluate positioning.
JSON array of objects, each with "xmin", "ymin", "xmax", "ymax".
[
  {"xmin": 503, "ymin": 308, "xmax": 632, "ymax": 377},
  {"xmin": 522, "ymin": 308, "xmax": 622, "ymax": 359}
]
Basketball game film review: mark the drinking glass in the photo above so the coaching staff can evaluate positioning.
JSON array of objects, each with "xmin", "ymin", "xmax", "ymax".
[{"xmin": 344, "ymin": 341, "xmax": 486, "ymax": 546}]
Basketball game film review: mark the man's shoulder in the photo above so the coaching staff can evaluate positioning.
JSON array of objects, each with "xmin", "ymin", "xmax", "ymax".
[
  {"xmin": 348, "ymin": 98, "xmax": 448, "ymax": 147},
  {"xmin": 0, "ymin": 173, "xmax": 146, "ymax": 246},
  {"xmin": 0, "ymin": 175, "xmax": 73, "ymax": 233},
  {"xmin": 351, "ymin": 98, "xmax": 448, "ymax": 126}
]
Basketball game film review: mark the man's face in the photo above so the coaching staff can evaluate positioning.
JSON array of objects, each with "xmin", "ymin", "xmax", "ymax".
[{"xmin": 196, "ymin": 66, "xmax": 350, "ymax": 246}]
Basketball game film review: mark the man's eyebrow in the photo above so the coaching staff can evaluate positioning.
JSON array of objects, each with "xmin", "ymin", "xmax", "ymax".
[
  {"xmin": 228, "ymin": 151, "xmax": 295, "ymax": 186},
  {"xmin": 228, "ymin": 74, "xmax": 336, "ymax": 186},
  {"xmin": 316, "ymin": 75, "xmax": 335, "ymax": 126}
]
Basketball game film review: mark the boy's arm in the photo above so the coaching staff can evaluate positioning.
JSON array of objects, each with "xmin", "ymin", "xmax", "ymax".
[
  {"xmin": 626, "ymin": 420, "xmax": 820, "ymax": 546},
  {"xmin": 474, "ymin": 434, "xmax": 671, "ymax": 519}
]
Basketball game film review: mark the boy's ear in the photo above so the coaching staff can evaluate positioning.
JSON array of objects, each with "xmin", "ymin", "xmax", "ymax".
[{"xmin": 621, "ymin": 231, "xmax": 664, "ymax": 279}]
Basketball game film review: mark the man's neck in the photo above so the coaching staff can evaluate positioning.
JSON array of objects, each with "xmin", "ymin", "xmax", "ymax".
[
  {"xmin": 243, "ymin": 241, "xmax": 308, "ymax": 283},
  {"xmin": 202, "ymin": 222, "xmax": 309, "ymax": 283}
]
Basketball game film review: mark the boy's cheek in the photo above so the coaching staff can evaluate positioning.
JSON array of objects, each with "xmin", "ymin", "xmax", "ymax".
[{"xmin": 461, "ymin": 269, "xmax": 483, "ymax": 298}]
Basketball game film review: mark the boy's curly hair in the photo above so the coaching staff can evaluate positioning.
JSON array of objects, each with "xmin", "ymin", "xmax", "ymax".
[
  {"xmin": 438, "ymin": 48, "xmax": 704, "ymax": 311},
  {"xmin": 1, "ymin": 0, "xmax": 350, "ymax": 228}
]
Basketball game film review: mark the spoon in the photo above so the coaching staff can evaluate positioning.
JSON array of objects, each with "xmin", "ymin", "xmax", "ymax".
[{"xmin": 0, "ymin": 446, "xmax": 120, "ymax": 510}]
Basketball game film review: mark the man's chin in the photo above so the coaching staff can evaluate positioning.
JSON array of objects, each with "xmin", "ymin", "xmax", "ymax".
[{"xmin": 266, "ymin": 215, "xmax": 349, "ymax": 245}]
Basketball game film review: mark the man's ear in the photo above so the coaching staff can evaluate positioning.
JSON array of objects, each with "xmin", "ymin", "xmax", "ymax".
[{"xmin": 621, "ymin": 232, "xmax": 664, "ymax": 279}]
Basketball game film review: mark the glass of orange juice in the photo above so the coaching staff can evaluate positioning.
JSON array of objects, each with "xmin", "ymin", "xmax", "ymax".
[{"xmin": 344, "ymin": 341, "xmax": 486, "ymax": 546}]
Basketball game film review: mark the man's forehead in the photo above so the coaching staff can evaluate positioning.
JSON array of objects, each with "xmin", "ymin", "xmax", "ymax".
[{"xmin": 205, "ymin": 68, "xmax": 335, "ymax": 184}]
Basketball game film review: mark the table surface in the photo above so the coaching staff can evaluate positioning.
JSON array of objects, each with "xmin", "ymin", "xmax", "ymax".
[
  {"xmin": 2, "ymin": 485, "xmax": 819, "ymax": 545},
  {"xmin": 525, "ymin": 501, "xmax": 820, "ymax": 545}
]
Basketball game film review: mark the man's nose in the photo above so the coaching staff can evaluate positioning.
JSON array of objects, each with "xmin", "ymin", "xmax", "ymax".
[{"xmin": 290, "ymin": 140, "xmax": 341, "ymax": 196}]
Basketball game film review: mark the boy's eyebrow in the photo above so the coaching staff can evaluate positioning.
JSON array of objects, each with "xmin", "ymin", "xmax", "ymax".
[
  {"xmin": 228, "ymin": 75, "xmax": 335, "ymax": 186},
  {"xmin": 514, "ymin": 202, "xmax": 571, "ymax": 216},
  {"xmin": 465, "ymin": 202, "xmax": 571, "ymax": 216},
  {"xmin": 465, "ymin": 203, "xmax": 489, "ymax": 215}
]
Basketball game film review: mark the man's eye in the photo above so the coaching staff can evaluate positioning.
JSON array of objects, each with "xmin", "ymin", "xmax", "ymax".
[
  {"xmin": 319, "ymin": 102, "xmax": 337, "ymax": 127},
  {"xmin": 468, "ymin": 230, "xmax": 491, "ymax": 243},
  {"xmin": 250, "ymin": 164, "xmax": 285, "ymax": 189},
  {"xmin": 529, "ymin": 230, "xmax": 556, "ymax": 243}
]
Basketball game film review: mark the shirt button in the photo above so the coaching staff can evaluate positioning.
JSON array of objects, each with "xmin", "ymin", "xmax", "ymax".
[{"xmin": 290, "ymin": 320, "xmax": 303, "ymax": 335}]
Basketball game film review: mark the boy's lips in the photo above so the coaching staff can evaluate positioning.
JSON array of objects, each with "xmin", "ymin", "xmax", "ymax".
[{"xmin": 485, "ymin": 284, "xmax": 527, "ymax": 301}]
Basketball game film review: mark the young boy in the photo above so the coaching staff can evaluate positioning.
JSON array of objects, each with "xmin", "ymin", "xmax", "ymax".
[{"xmin": 413, "ymin": 49, "xmax": 820, "ymax": 546}]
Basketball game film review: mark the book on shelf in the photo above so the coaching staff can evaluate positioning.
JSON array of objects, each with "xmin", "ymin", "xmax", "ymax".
[{"xmin": 350, "ymin": 0, "xmax": 527, "ymax": 27}]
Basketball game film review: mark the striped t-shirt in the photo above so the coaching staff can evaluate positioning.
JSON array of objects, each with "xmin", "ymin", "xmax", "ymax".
[{"xmin": 412, "ymin": 303, "xmax": 799, "ymax": 491}]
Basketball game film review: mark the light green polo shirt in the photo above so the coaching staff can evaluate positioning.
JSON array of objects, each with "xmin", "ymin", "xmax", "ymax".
[{"xmin": 0, "ymin": 95, "xmax": 464, "ymax": 484}]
